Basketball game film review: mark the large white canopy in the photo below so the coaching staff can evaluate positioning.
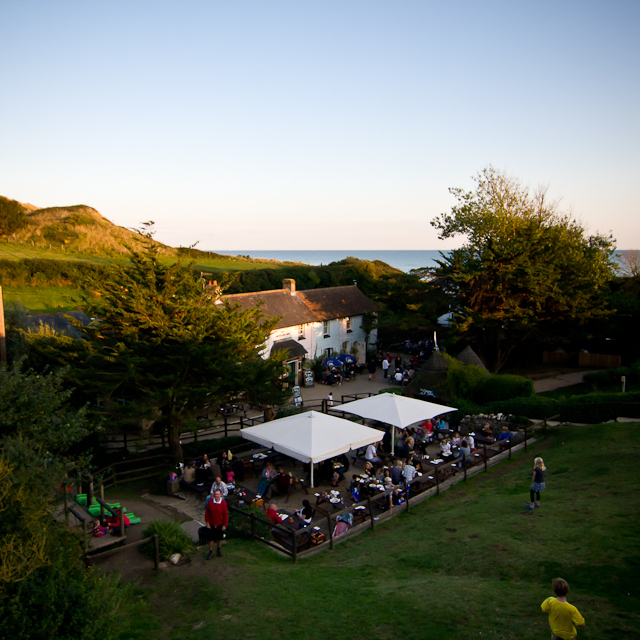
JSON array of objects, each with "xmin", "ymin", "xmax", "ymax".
[
  {"xmin": 240, "ymin": 410, "xmax": 383, "ymax": 487},
  {"xmin": 340, "ymin": 393, "xmax": 457, "ymax": 453}
]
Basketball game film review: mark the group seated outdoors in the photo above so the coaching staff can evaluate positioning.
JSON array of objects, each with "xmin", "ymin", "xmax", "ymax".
[{"xmin": 176, "ymin": 418, "xmax": 524, "ymax": 554}]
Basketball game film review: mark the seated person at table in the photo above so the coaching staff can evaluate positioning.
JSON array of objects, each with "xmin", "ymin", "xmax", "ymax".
[
  {"xmin": 265, "ymin": 503, "xmax": 283, "ymax": 526},
  {"xmin": 202, "ymin": 454, "xmax": 211, "ymax": 468},
  {"xmin": 480, "ymin": 423, "xmax": 494, "ymax": 442},
  {"xmin": 231, "ymin": 457, "xmax": 245, "ymax": 482},
  {"xmin": 210, "ymin": 475, "xmax": 228, "ymax": 497},
  {"xmin": 458, "ymin": 438, "xmax": 472, "ymax": 462},
  {"xmin": 374, "ymin": 466, "xmax": 385, "ymax": 483},
  {"xmin": 331, "ymin": 367, "xmax": 343, "ymax": 385},
  {"xmin": 498, "ymin": 426, "xmax": 512, "ymax": 441},
  {"xmin": 295, "ymin": 499, "xmax": 314, "ymax": 524},
  {"xmin": 402, "ymin": 458, "xmax": 417, "ymax": 484},
  {"xmin": 257, "ymin": 462, "xmax": 277, "ymax": 497},
  {"xmin": 321, "ymin": 368, "xmax": 335, "ymax": 385},
  {"xmin": 390, "ymin": 460, "xmax": 404, "ymax": 485},
  {"xmin": 452, "ymin": 432, "xmax": 461, "ymax": 447},
  {"xmin": 182, "ymin": 461, "xmax": 196, "ymax": 484},
  {"xmin": 272, "ymin": 467, "xmax": 292, "ymax": 496},
  {"xmin": 218, "ymin": 451, "xmax": 231, "ymax": 476},
  {"xmin": 195, "ymin": 461, "xmax": 212, "ymax": 487},
  {"xmin": 467, "ymin": 433, "xmax": 476, "ymax": 451},
  {"xmin": 363, "ymin": 460, "xmax": 375, "ymax": 477},
  {"xmin": 365, "ymin": 441, "xmax": 382, "ymax": 465},
  {"xmin": 440, "ymin": 439, "xmax": 453, "ymax": 459}
]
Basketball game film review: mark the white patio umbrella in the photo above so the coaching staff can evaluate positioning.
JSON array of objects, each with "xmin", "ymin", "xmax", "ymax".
[
  {"xmin": 240, "ymin": 410, "xmax": 383, "ymax": 488},
  {"xmin": 340, "ymin": 393, "xmax": 457, "ymax": 454}
]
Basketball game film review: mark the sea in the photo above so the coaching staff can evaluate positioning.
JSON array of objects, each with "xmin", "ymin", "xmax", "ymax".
[{"xmin": 209, "ymin": 250, "xmax": 447, "ymax": 273}]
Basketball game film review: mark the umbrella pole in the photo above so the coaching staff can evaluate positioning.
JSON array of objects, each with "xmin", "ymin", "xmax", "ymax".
[
  {"xmin": 311, "ymin": 464, "xmax": 314, "ymax": 489},
  {"xmin": 391, "ymin": 427, "xmax": 395, "ymax": 455}
]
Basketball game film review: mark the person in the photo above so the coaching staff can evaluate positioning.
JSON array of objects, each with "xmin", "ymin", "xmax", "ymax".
[
  {"xmin": 195, "ymin": 461, "xmax": 211, "ymax": 487},
  {"xmin": 452, "ymin": 432, "xmax": 461, "ymax": 447},
  {"xmin": 205, "ymin": 489, "xmax": 228, "ymax": 558},
  {"xmin": 295, "ymin": 499, "xmax": 314, "ymax": 524},
  {"xmin": 480, "ymin": 422, "xmax": 494, "ymax": 442},
  {"xmin": 367, "ymin": 360, "xmax": 376, "ymax": 380},
  {"xmin": 272, "ymin": 467, "xmax": 292, "ymax": 496},
  {"xmin": 327, "ymin": 392, "xmax": 334, "ymax": 407},
  {"xmin": 331, "ymin": 367, "xmax": 343, "ymax": 386},
  {"xmin": 394, "ymin": 369, "xmax": 403, "ymax": 384},
  {"xmin": 526, "ymin": 457, "xmax": 546, "ymax": 510},
  {"xmin": 257, "ymin": 462, "xmax": 277, "ymax": 497},
  {"xmin": 365, "ymin": 441, "xmax": 382, "ymax": 465},
  {"xmin": 263, "ymin": 404, "xmax": 276, "ymax": 422},
  {"xmin": 210, "ymin": 475, "xmax": 228, "ymax": 498},
  {"xmin": 182, "ymin": 461, "xmax": 196, "ymax": 484},
  {"xmin": 363, "ymin": 460, "xmax": 375, "ymax": 477},
  {"xmin": 202, "ymin": 454, "xmax": 211, "ymax": 468},
  {"xmin": 440, "ymin": 438, "xmax": 452, "ymax": 459},
  {"xmin": 390, "ymin": 460, "xmax": 403, "ymax": 484},
  {"xmin": 467, "ymin": 432, "xmax": 476, "ymax": 451},
  {"xmin": 265, "ymin": 503, "xmax": 282, "ymax": 526},
  {"xmin": 458, "ymin": 438, "xmax": 472, "ymax": 463},
  {"xmin": 498, "ymin": 425, "xmax": 512, "ymax": 442},
  {"xmin": 402, "ymin": 458, "xmax": 416, "ymax": 484},
  {"xmin": 541, "ymin": 578, "xmax": 585, "ymax": 639},
  {"xmin": 382, "ymin": 357, "xmax": 390, "ymax": 378}
]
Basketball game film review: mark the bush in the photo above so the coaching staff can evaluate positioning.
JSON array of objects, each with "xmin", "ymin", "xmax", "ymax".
[
  {"xmin": 142, "ymin": 519, "xmax": 193, "ymax": 560},
  {"xmin": 446, "ymin": 359, "xmax": 489, "ymax": 400},
  {"xmin": 228, "ymin": 503, "xmax": 271, "ymax": 540},
  {"xmin": 476, "ymin": 374, "xmax": 534, "ymax": 403},
  {"xmin": 0, "ymin": 196, "xmax": 28, "ymax": 235}
]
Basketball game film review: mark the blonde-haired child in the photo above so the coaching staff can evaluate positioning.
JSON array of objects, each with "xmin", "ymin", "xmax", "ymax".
[{"xmin": 526, "ymin": 457, "xmax": 546, "ymax": 510}]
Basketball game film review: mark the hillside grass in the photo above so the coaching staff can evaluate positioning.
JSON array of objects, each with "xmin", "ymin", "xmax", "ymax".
[
  {"xmin": 117, "ymin": 422, "xmax": 640, "ymax": 640},
  {"xmin": 2, "ymin": 286, "xmax": 85, "ymax": 313}
]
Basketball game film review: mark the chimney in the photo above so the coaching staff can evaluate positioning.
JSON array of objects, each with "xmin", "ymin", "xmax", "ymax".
[{"xmin": 283, "ymin": 279, "xmax": 296, "ymax": 295}]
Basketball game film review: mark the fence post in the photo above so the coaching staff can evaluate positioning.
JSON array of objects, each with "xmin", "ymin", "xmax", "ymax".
[
  {"xmin": 322, "ymin": 399, "xmax": 327, "ymax": 413},
  {"xmin": 327, "ymin": 512, "xmax": 334, "ymax": 549},
  {"xmin": 524, "ymin": 426, "xmax": 528, "ymax": 451},
  {"xmin": 483, "ymin": 445, "xmax": 488, "ymax": 472},
  {"xmin": 250, "ymin": 512, "xmax": 255, "ymax": 541},
  {"xmin": 153, "ymin": 534, "xmax": 159, "ymax": 569},
  {"xmin": 462, "ymin": 456, "xmax": 467, "ymax": 481},
  {"xmin": 88, "ymin": 475, "xmax": 94, "ymax": 509},
  {"xmin": 224, "ymin": 415, "xmax": 228, "ymax": 438},
  {"xmin": 291, "ymin": 529, "xmax": 297, "ymax": 562},
  {"xmin": 82, "ymin": 518, "xmax": 88, "ymax": 553},
  {"xmin": 367, "ymin": 494, "xmax": 375, "ymax": 531},
  {"xmin": 119, "ymin": 507, "xmax": 125, "ymax": 538},
  {"xmin": 508, "ymin": 436, "xmax": 512, "ymax": 460},
  {"xmin": 435, "ymin": 466, "xmax": 440, "ymax": 494},
  {"xmin": 161, "ymin": 430, "xmax": 166, "ymax": 450},
  {"xmin": 405, "ymin": 482, "xmax": 410, "ymax": 512}
]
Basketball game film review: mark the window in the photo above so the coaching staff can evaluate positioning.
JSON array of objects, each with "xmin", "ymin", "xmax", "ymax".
[
  {"xmin": 298, "ymin": 324, "xmax": 305, "ymax": 340},
  {"xmin": 346, "ymin": 316, "xmax": 352, "ymax": 332},
  {"xmin": 323, "ymin": 320, "xmax": 330, "ymax": 337},
  {"xmin": 342, "ymin": 341, "xmax": 349, "ymax": 353},
  {"xmin": 323, "ymin": 347, "xmax": 333, "ymax": 357}
]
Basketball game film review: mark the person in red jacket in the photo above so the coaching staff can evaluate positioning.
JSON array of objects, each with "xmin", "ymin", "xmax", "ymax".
[{"xmin": 205, "ymin": 489, "xmax": 229, "ymax": 558}]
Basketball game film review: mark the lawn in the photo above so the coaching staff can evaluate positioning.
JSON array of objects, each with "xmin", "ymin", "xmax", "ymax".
[{"xmin": 115, "ymin": 422, "xmax": 640, "ymax": 639}]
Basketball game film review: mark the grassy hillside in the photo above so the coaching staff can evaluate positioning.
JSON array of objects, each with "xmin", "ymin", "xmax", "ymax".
[{"xmin": 111, "ymin": 422, "xmax": 639, "ymax": 639}]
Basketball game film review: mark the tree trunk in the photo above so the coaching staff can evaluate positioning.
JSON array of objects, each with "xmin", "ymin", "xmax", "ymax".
[{"xmin": 167, "ymin": 423, "xmax": 184, "ymax": 463}]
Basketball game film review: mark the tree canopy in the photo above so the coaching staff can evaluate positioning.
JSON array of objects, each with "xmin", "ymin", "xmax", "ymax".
[
  {"xmin": 24, "ymin": 228, "xmax": 288, "ymax": 460},
  {"xmin": 430, "ymin": 166, "xmax": 616, "ymax": 372}
]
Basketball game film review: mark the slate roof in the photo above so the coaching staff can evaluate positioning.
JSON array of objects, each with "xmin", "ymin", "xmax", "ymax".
[
  {"xmin": 222, "ymin": 282, "xmax": 377, "ymax": 330},
  {"xmin": 270, "ymin": 338, "xmax": 308, "ymax": 358}
]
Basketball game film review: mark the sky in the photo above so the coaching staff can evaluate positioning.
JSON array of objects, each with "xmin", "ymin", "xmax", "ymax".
[{"xmin": 1, "ymin": 1, "xmax": 639, "ymax": 250}]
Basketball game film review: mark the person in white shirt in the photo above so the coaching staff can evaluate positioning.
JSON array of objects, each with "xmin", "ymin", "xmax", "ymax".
[
  {"xmin": 402, "ymin": 458, "xmax": 417, "ymax": 484},
  {"xmin": 382, "ymin": 358, "xmax": 390, "ymax": 378},
  {"xmin": 394, "ymin": 370, "xmax": 403, "ymax": 384},
  {"xmin": 365, "ymin": 441, "xmax": 382, "ymax": 465},
  {"xmin": 210, "ymin": 476, "xmax": 228, "ymax": 497}
]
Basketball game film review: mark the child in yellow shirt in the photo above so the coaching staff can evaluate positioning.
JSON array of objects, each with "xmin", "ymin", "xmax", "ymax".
[{"xmin": 541, "ymin": 578, "xmax": 585, "ymax": 640}]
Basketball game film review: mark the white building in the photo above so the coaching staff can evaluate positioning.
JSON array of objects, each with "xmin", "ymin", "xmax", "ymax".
[{"xmin": 222, "ymin": 279, "xmax": 378, "ymax": 385}]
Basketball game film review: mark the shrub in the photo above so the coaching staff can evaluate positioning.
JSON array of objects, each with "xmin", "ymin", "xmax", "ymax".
[
  {"xmin": 228, "ymin": 503, "xmax": 271, "ymax": 540},
  {"xmin": 142, "ymin": 519, "xmax": 193, "ymax": 560},
  {"xmin": 476, "ymin": 374, "xmax": 534, "ymax": 403},
  {"xmin": 445, "ymin": 359, "xmax": 489, "ymax": 400}
]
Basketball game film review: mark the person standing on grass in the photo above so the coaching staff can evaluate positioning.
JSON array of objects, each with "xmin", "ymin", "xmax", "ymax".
[
  {"xmin": 205, "ymin": 489, "xmax": 228, "ymax": 559},
  {"xmin": 526, "ymin": 456, "xmax": 546, "ymax": 510},
  {"xmin": 541, "ymin": 578, "xmax": 585, "ymax": 639}
]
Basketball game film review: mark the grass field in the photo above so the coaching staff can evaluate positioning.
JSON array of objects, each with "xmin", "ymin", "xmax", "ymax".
[{"xmin": 116, "ymin": 422, "xmax": 640, "ymax": 640}]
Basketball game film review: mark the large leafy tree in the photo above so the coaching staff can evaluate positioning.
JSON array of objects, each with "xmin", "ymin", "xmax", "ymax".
[
  {"xmin": 430, "ymin": 166, "xmax": 616, "ymax": 372},
  {"xmin": 26, "ymin": 228, "xmax": 287, "ymax": 460}
]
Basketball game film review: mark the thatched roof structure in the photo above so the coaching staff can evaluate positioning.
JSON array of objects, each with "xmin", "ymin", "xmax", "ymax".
[
  {"xmin": 456, "ymin": 345, "xmax": 487, "ymax": 370},
  {"xmin": 404, "ymin": 351, "xmax": 451, "ymax": 401}
]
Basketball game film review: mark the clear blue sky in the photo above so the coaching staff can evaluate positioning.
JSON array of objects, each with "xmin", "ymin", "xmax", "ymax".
[{"xmin": 1, "ymin": 1, "xmax": 638, "ymax": 250}]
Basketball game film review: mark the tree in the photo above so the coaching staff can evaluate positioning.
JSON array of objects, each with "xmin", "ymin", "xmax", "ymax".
[
  {"xmin": 430, "ymin": 166, "xmax": 616, "ymax": 372},
  {"xmin": 0, "ymin": 196, "xmax": 28, "ymax": 236},
  {"xmin": 616, "ymin": 249, "xmax": 640, "ymax": 277},
  {"xmin": 26, "ymin": 227, "xmax": 288, "ymax": 461}
]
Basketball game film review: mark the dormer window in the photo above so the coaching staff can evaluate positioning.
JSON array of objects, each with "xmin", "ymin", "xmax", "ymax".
[
  {"xmin": 323, "ymin": 320, "xmax": 330, "ymax": 337},
  {"xmin": 298, "ymin": 324, "xmax": 305, "ymax": 340}
]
